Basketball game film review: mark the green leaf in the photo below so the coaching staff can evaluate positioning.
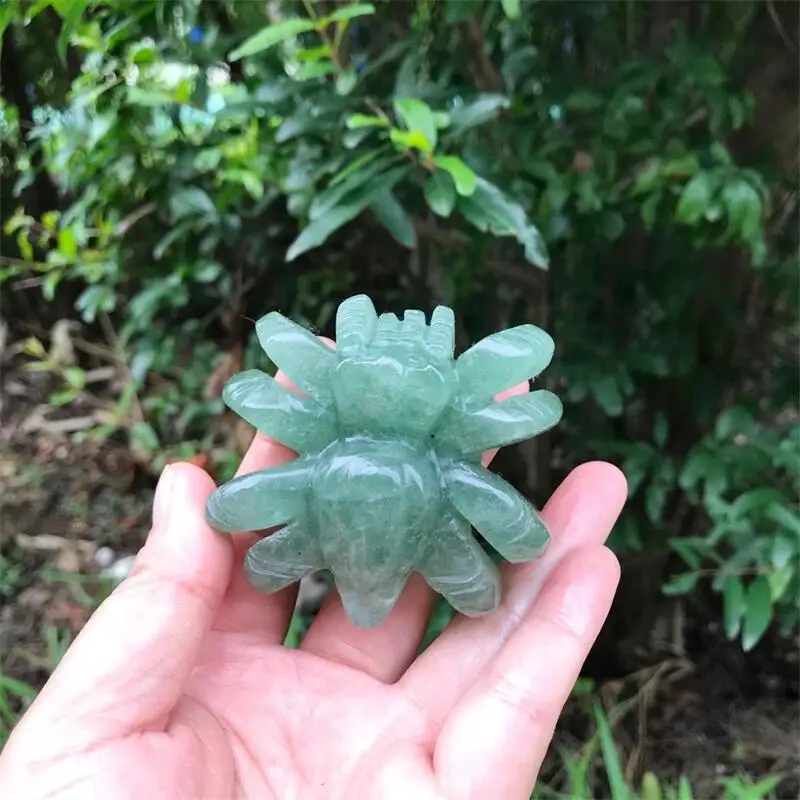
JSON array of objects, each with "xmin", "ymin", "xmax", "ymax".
[
  {"xmin": 390, "ymin": 128, "xmax": 432, "ymax": 153},
  {"xmin": 742, "ymin": 576, "xmax": 772, "ymax": 651},
  {"xmin": 58, "ymin": 228, "xmax": 77, "ymax": 259},
  {"xmin": 675, "ymin": 776, "xmax": 694, "ymax": 800},
  {"xmin": 593, "ymin": 704, "xmax": 631, "ymax": 800},
  {"xmin": 193, "ymin": 261, "xmax": 222, "ymax": 283},
  {"xmin": 275, "ymin": 114, "xmax": 315, "ymax": 143},
  {"xmin": 457, "ymin": 177, "xmax": 549, "ymax": 268},
  {"xmin": 336, "ymin": 69, "xmax": 358, "ymax": 95},
  {"xmin": 228, "ymin": 18, "xmax": 317, "ymax": 61},
  {"xmin": 294, "ymin": 61, "xmax": 336, "ymax": 81},
  {"xmin": 771, "ymin": 536, "xmax": 795, "ymax": 570},
  {"xmin": 0, "ymin": 2, "xmax": 19, "ymax": 57},
  {"xmin": 653, "ymin": 414, "xmax": 668, "ymax": 447},
  {"xmin": 640, "ymin": 772, "xmax": 663, "ymax": 800},
  {"xmin": 500, "ymin": 0, "xmax": 521, "ymax": 19},
  {"xmin": 129, "ymin": 422, "xmax": 160, "ymax": 452},
  {"xmin": 448, "ymin": 94, "xmax": 509, "ymax": 133},
  {"xmin": 154, "ymin": 220, "xmax": 194, "ymax": 260},
  {"xmin": 768, "ymin": 564, "xmax": 793, "ymax": 602},
  {"xmin": 641, "ymin": 193, "xmax": 660, "ymax": 231},
  {"xmin": 346, "ymin": 114, "xmax": 387, "ymax": 129},
  {"xmin": 325, "ymin": 3, "xmax": 376, "ymax": 24},
  {"xmin": 675, "ymin": 172, "xmax": 714, "ymax": 224},
  {"xmin": 722, "ymin": 575, "xmax": 744, "ymax": 639},
  {"xmin": 295, "ymin": 45, "xmax": 332, "ymax": 62},
  {"xmin": 64, "ymin": 366, "xmax": 86, "ymax": 390},
  {"xmin": 662, "ymin": 572, "xmax": 699, "ymax": 596},
  {"xmin": 433, "ymin": 155, "xmax": 477, "ymax": 196},
  {"xmin": 564, "ymin": 90, "xmax": 604, "ymax": 112},
  {"xmin": 424, "ymin": 171, "xmax": 456, "ymax": 217},
  {"xmin": 728, "ymin": 489, "xmax": 786, "ymax": 520},
  {"xmin": 370, "ymin": 190, "xmax": 416, "ymax": 249},
  {"xmin": 126, "ymin": 86, "xmax": 174, "ymax": 107},
  {"xmin": 309, "ymin": 154, "xmax": 400, "ymax": 220},
  {"xmin": 722, "ymin": 177, "xmax": 762, "ymax": 241},
  {"xmin": 591, "ymin": 374, "xmax": 623, "ymax": 416},
  {"xmin": 50, "ymin": 388, "xmax": 79, "ymax": 406},
  {"xmin": 394, "ymin": 98, "xmax": 438, "ymax": 153},
  {"xmin": 75, "ymin": 285, "xmax": 115, "ymax": 323},
  {"xmin": 287, "ymin": 166, "xmax": 408, "ymax": 261},
  {"xmin": 55, "ymin": 0, "xmax": 90, "ymax": 62},
  {"xmin": 169, "ymin": 187, "xmax": 216, "ymax": 221},
  {"xmin": 330, "ymin": 148, "xmax": 387, "ymax": 186}
]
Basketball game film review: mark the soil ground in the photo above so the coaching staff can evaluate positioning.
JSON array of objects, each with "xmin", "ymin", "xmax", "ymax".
[{"xmin": 1, "ymin": 376, "xmax": 798, "ymax": 797}]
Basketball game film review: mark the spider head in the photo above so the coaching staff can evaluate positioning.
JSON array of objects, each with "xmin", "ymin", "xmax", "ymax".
[{"xmin": 331, "ymin": 304, "xmax": 457, "ymax": 439}]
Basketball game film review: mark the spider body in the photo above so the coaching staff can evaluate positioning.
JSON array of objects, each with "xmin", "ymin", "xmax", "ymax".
[{"xmin": 206, "ymin": 295, "xmax": 562, "ymax": 627}]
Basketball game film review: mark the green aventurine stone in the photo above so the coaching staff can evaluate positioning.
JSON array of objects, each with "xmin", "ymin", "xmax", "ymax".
[{"xmin": 206, "ymin": 295, "xmax": 562, "ymax": 628}]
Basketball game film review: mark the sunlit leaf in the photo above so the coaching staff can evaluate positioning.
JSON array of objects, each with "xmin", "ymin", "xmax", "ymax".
[
  {"xmin": 394, "ymin": 98, "xmax": 437, "ymax": 153},
  {"xmin": 229, "ymin": 18, "xmax": 317, "ymax": 61},
  {"xmin": 55, "ymin": 0, "xmax": 90, "ymax": 62},
  {"xmin": 433, "ymin": 155, "xmax": 476, "ymax": 196},
  {"xmin": 500, "ymin": 0, "xmax": 521, "ymax": 19},
  {"xmin": 675, "ymin": 172, "xmax": 714, "ymax": 224},
  {"xmin": 390, "ymin": 128, "xmax": 431, "ymax": 153},
  {"xmin": 722, "ymin": 177, "xmax": 762, "ymax": 241},
  {"xmin": 325, "ymin": 3, "xmax": 376, "ymax": 24},
  {"xmin": 346, "ymin": 114, "xmax": 386, "ymax": 129}
]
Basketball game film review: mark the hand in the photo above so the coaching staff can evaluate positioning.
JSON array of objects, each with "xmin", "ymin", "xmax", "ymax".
[{"xmin": 0, "ymin": 407, "xmax": 626, "ymax": 800}]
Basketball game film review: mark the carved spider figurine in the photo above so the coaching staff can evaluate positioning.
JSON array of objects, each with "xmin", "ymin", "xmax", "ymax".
[{"xmin": 206, "ymin": 294, "xmax": 562, "ymax": 628}]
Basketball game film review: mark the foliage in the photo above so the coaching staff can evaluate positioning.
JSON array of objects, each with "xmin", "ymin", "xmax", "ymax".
[
  {"xmin": 531, "ymin": 700, "xmax": 785, "ymax": 800},
  {"xmin": 1, "ymin": 0, "xmax": 797, "ymax": 656},
  {"xmin": 0, "ymin": 673, "xmax": 37, "ymax": 747}
]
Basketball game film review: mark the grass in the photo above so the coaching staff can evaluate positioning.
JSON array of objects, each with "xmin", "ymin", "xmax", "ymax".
[
  {"xmin": 531, "ymin": 700, "xmax": 785, "ymax": 800},
  {"xmin": 0, "ymin": 674, "xmax": 37, "ymax": 746}
]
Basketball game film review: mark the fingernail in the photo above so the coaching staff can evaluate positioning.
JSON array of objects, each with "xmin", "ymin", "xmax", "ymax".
[{"xmin": 153, "ymin": 464, "xmax": 177, "ymax": 527}]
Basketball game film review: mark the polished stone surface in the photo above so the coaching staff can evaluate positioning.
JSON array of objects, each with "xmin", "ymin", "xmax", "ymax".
[{"xmin": 206, "ymin": 294, "xmax": 562, "ymax": 627}]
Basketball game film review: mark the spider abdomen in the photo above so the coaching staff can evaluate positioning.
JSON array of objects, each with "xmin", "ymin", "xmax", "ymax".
[{"xmin": 311, "ymin": 437, "xmax": 444, "ymax": 591}]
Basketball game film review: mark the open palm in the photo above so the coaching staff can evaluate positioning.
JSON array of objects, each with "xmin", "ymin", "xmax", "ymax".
[{"xmin": 0, "ymin": 426, "xmax": 626, "ymax": 800}]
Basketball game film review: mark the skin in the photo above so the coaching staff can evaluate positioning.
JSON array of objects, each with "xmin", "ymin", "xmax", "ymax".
[{"xmin": 0, "ymin": 368, "xmax": 627, "ymax": 800}]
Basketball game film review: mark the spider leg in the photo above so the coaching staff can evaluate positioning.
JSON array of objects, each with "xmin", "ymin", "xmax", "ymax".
[
  {"xmin": 455, "ymin": 324, "xmax": 555, "ymax": 402},
  {"xmin": 336, "ymin": 294, "xmax": 377, "ymax": 351},
  {"xmin": 223, "ymin": 370, "xmax": 337, "ymax": 454},
  {"xmin": 426, "ymin": 306, "xmax": 455, "ymax": 360},
  {"xmin": 245, "ymin": 522, "xmax": 323, "ymax": 593},
  {"xmin": 417, "ymin": 511, "xmax": 500, "ymax": 616},
  {"xmin": 442, "ymin": 461, "xmax": 550, "ymax": 562},
  {"xmin": 434, "ymin": 390, "xmax": 562, "ymax": 455},
  {"xmin": 334, "ymin": 573, "xmax": 409, "ymax": 628},
  {"xmin": 256, "ymin": 312, "xmax": 337, "ymax": 400},
  {"xmin": 206, "ymin": 459, "xmax": 312, "ymax": 533}
]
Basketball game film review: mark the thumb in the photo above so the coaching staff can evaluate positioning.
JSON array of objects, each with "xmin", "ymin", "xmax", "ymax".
[{"xmin": 18, "ymin": 463, "xmax": 233, "ymax": 744}]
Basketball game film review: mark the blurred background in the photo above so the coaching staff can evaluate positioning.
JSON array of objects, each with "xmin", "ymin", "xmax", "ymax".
[{"xmin": 0, "ymin": 1, "xmax": 798, "ymax": 796}]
